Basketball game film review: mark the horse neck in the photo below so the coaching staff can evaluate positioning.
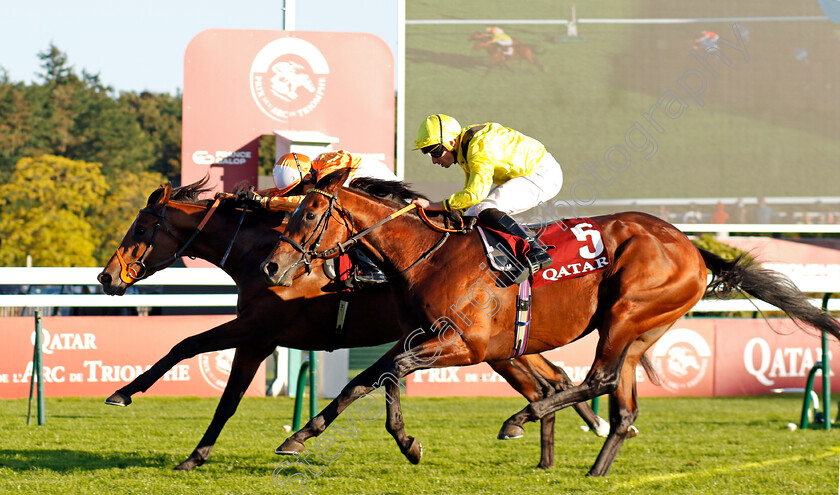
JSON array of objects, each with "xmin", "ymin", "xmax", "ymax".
[
  {"xmin": 168, "ymin": 203, "xmax": 268, "ymax": 280},
  {"xmin": 338, "ymin": 190, "xmax": 456, "ymax": 280}
]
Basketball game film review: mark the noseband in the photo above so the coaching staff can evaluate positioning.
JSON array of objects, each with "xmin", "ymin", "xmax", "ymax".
[{"xmin": 115, "ymin": 197, "xmax": 224, "ymax": 284}]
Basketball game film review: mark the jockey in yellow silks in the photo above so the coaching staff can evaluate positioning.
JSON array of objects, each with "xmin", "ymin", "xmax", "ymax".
[
  {"xmin": 487, "ymin": 26, "xmax": 514, "ymax": 56},
  {"xmin": 412, "ymin": 114, "xmax": 564, "ymax": 283}
]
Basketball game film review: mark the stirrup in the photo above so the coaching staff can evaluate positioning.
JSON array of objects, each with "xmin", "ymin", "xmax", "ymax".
[{"xmin": 526, "ymin": 248, "xmax": 553, "ymax": 273}]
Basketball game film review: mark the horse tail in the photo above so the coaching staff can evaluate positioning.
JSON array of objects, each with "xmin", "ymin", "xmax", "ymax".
[
  {"xmin": 639, "ymin": 353, "xmax": 661, "ymax": 387},
  {"xmin": 699, "ymin": 248, "xmax": 840, "ymax": 340}
]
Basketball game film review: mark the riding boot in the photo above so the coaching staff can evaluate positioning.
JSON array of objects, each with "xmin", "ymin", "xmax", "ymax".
[
  {"xmin": 350, "ymin": 248, "xmax": 387, "ymax": 285},
  {"xmin": 478, "ymin": 208, "xmax": 553, "ymax": 284}
]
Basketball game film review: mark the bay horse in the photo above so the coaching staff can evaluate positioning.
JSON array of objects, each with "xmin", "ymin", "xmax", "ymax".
[
  {"xmin": 261, "ymin": 169, "xmax": 840, "ymax": 476},
  {"xmin": 469, "ymin": 32, "xmax": 546, "ymax": 73},
  {"xmin": 96, "ymin": 178, "xmax": 611, "ymax": 471}
]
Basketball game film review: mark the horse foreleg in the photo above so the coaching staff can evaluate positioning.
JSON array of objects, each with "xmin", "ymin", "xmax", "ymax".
[
  {"xmin": 275, "ymin": 347, "xmax": 399, "ymax": 455},
  {"xmin": 175, "ymin": 346, "xmax": 268, "ymax": 471},
  {"xmin": 378, "ymin": 336, "xmax": 476, "ymax": 464},
  {"xmin": 383, "ymin": 378, "xmax": 422, "ymax": 464},
  {"xmin": 105, "ymin": 318, "xmax": 251, "ymax": 406}
]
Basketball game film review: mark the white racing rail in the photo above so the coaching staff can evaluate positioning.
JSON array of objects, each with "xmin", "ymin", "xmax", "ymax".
[
  {"xmin": 0, "ymin": 267, "xmax": 236, "ymax": 308},
  {"xmin": 0, "ymin": 266, "xmax": 837, "ymax": 312}
]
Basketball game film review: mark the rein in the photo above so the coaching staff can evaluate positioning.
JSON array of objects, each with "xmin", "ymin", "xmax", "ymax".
[
  {"xmin": 115, "ymin": 197, "xmax": 234, "ymax": 284},
  {"xmin": 277, "ymin": 189, "xmax": 453, "ymax": 277}
]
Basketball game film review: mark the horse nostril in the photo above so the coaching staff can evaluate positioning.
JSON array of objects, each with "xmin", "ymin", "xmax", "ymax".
[
  {"xmin": 261, "ymin": 261, "xmax": 278, "ymax": 278},
  {"xmin": 97, "ymin": 272, "xmax": 111, "ymax": 286}
]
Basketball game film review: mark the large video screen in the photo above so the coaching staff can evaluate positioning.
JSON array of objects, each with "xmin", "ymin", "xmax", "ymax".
[{"xmin": 403, "ymin": 1, "xmax": 840, "ymax": 222}]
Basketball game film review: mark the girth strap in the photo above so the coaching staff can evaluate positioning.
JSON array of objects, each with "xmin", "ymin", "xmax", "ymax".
[{"xmin": 510, "ymin": 278, "xmax": 532, "ymax": 358}]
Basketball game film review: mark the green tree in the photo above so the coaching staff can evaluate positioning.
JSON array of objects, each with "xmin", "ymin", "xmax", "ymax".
[
  {"xmin": 0, "ymin": 155, "xmax": 165, "ymax": 266},
  {"xmin": 18, "ymin": 44, "xmax": 157, "ymax": 177},
  {"xmin": 0, "ymin": 155, "xmax": 107, "ymax": 266},
  {"xmin": 119, "ymin": 91, "xmax": 182, "ymax": 182},
  {"xmin": 0, "ymin": 71, "xmax": 32, "ymax": 182}
]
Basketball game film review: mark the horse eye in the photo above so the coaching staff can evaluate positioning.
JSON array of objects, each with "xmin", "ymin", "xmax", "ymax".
[
  {"xmin": 305, "ymin": 212, "xmax": 316, "ymax": 221},
  {"xmin": 133, "ymin": 226, "xmax": 147, "ymax": 239}
]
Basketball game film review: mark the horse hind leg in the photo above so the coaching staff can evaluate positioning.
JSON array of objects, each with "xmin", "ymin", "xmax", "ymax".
[{"xmin": 586, "ymin": 334, "xmax": 663, "ymax": 476}]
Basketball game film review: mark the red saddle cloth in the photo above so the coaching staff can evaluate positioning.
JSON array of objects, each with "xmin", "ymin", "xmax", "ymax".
[{"xmin": 480, "ymin": 217, "xmax": 611, "ymax": 288}]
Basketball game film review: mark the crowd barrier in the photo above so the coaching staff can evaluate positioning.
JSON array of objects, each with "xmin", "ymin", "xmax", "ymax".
[{"xmin": 0, "ymin": 264, "xmax": 837, "ymax": 400}]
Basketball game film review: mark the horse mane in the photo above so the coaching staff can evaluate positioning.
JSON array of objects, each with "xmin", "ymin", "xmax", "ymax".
[
  {"xmin": 348, "ymin": 177, "xmax": 428, "ymax": 204},
  {"xmin": 147, "ymin": 176, "xmax": 214, "ymax": 206},
  {"xmin": 146, "ymin": 176, "xmax": 429, "ymax": 210}
]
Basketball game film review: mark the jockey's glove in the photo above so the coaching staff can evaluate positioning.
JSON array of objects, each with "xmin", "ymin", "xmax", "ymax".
[{"xmin": 238, "ymin": 187, "xmax": 268, "ymax": 209}]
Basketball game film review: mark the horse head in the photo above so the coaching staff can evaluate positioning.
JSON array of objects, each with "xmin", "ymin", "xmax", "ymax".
[
  {"xmin": 261, "ymin": 168, "xmax": 354, "ymax": 287},
  {"xmin": 98, "ymin": 179, "xmax": 215, "ymax": 295}
]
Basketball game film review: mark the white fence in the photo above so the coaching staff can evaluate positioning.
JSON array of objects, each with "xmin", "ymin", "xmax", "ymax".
[
  {"xmin": 0, "ymin": 267, "xmax": 236, "ymax": 309},
  {"xmin": 0, "ymin": 265, "xmax": 838, "ymax": 313}
]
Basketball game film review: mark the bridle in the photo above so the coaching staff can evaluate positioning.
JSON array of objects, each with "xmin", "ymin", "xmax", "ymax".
[
  {"xmin": 275, "ymin": 188, "xmax": 457, "ymax": 278},
  {"xmin": 114, "ymin": 196, "xmax": 236, "ymax": 284}
]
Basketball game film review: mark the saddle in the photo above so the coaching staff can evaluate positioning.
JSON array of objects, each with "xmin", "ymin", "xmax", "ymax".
[{"xmin": 476, "ymin": 217, "xmax": 611, "ymax": 289}]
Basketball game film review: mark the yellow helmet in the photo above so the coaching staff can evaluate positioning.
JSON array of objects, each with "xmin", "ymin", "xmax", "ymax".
[
  {"xmin": 272, "ymin": 152, "xmax": 312, "ymax": 195},
  {"xmin": 413, "ymin": 114, "xmax": 461, "ymax": 151}
]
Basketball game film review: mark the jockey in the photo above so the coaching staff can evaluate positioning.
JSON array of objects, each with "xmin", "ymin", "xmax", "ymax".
[
  {"xmin": 695, "ymin": 30, "xmax": 719, "ymax": 49},
  {"xmin": 412, "ymin": 114, "xmax": 563, "ymax": 284},
  {"xmin": 245, "ymin": 149, "xmax": 398, "ymax": 285},
  {"xmin": 487, "ymin": 26, "xmax": 514, "ymax": 56}
]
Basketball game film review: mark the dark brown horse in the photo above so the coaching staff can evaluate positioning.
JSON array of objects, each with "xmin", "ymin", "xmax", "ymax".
[
  {"xmin": 261, "ymin": 170, "xmax": 840, "ymax": 476},
  {"xmin": 97, "ymin": 178, "xmax": 610, "ymax": 471},
  {"xmin": 469, "ymin": 32, "xmax": 546, "ymax": 73}
]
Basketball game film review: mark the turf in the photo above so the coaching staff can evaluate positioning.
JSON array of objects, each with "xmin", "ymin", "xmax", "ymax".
[{"xmin": 1, "ymin": 395, "xmax": 837, "ymax": 494}]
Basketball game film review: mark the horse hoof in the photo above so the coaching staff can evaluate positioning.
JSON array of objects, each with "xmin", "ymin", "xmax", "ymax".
[
  {"xmin": 627, "ymin": 425, "xmax": 639, "ymax": 438},
  {"xmin": 104, "ymin": 392, "xmax": 131, "ymax": 407},
  {"xmin": 174, "ymin": 457, "xmax": 204, "ymax": 471},
  {"xmin": 402, "ymin": 436, "xmax": 422, "ymax": 465},
  {"xmin": 497, "ymin": 423, "xmax": 525, "ymax": 440},
  {"xmin": 275, "ymin": 438, "xmax": 305, "ymax": 455},
  {"xmin": 536, "ymin": 461, "xmax": 554, "ymax": 470}
]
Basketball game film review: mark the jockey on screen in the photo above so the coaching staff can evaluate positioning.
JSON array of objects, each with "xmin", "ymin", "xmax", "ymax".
[
  {"xmin": 412, "ymin": 114, "xmax": 563, "ymax": 284},
  {"xmin": 487, "ymin": 26, "xmax": 514, "ymax": 56}
]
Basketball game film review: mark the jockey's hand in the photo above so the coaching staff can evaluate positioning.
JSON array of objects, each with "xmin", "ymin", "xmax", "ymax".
[
  {"xmin": 411, "ymin": 198, "xmax": 430, "ymax": 209},
  {"xmin": 238, "ymin": 186, "xmax": 265, "ymax": 208}
]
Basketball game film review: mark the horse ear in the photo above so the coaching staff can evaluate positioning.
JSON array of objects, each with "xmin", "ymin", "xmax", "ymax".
[
  {"xmin": 315, "ymin": 168, "xmax": 352, "ymax": 194},
  {"xmin": 160, "ymin": 183, "xmax": 172, "ymax": 205}
]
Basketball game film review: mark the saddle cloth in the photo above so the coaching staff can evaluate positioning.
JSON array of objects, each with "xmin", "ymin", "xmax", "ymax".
[{"xmin": 476, "ymin": 217, "xmax": 611, "ymax": 288}]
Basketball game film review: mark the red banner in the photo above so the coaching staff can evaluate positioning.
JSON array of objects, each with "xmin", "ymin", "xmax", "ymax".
[
  {"xmin": 406, "ymin": 318, "xmax": 839, "ymax": 397},
  {"xmin": 182, "ymin": 29, "xmax": 394, "ymax": 193},
  {"xmin": 407, "ymin": 320, "xmax": 714, "ymax": 397},
  {"xmin": 0, "ymin": 316, "xmax": 265, "ymax": 398},
  {"xmin": 714, "ymin": 319, "xmax": 840, "ymax": 396}
]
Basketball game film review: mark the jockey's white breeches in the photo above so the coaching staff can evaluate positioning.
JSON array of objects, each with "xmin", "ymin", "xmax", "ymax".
[{"xmin": 465, "ymin": 152, "xmax": 563, "ymax": 217}]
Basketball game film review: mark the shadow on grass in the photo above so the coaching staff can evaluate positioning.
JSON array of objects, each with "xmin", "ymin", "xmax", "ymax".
[{"xmin": 0, "ymin": 449, "xmax": 167, "ymax": 472}]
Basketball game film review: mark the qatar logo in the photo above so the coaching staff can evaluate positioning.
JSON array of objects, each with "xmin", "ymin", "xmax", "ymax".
[
  {"xmin": 250, "ymin": 38, "xmax": 329, "ymax": 122},
  {"xmin": 651, "ymin": 328, "xmax": 711, "ymax": 392},
  {"xmin": 198, "ymin": 349, "xmax": 235, "ymax": 391}
]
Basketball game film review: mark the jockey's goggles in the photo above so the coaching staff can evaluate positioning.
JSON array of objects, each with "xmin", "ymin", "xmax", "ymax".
[{"xmin": 424, "ymin": 145, "xmax": 446, "ymax": 158}]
